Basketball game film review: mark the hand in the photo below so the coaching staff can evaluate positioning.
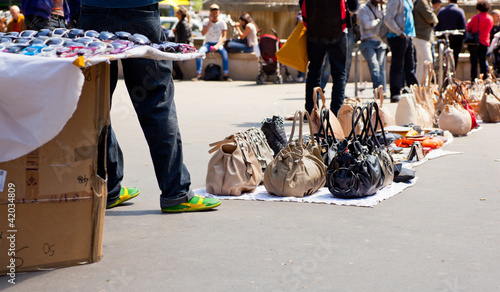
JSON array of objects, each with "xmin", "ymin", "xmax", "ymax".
[{"xmin": 210, "ymin": 45, "xmax": 218, "ymax": 52}]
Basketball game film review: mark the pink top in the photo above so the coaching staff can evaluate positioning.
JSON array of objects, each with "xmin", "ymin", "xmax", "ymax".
[{"xmin": 467, "ymin": 12, "xmax": 494, "ymax": 46}]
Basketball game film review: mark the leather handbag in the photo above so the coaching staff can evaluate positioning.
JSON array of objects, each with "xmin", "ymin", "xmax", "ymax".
[
  {"xmin": 438, "ymin": 86, "xmax": 472, "ymax": 136},
  {"xmin": 264, "ymin": 110, "xmax": 326, "ymax": 198},
  {"xmin": 275, "ymin": 21, "xmax": 308, "ymax": 72},
  {"xmin": 395, "ymin": 85, "xmax": 434, "ymax": 128},
  {"xmin": 371, "ymin": 85, "xmax": 396, "ymax": 131},
  {"xmin": 241, "ymin": 127, "xmax": 274, "ymax": 171},
  {"xmin": 206, "ymin": 133, "xmax": 263, "ymax": 196},
  {"xmin": 310, "ymin": 87, "xmax": 345, "ymax": 140},
  {"xmin": 261, "ymin": 115, "xmax": 288, "ymax": 157},
  {"xmin": 338, "ymin": 97, "xmax": 364, "ymax": 137},
  {"xmin": 479, "ymin": 83, "xmax": 500, "ymax": 122},
  {"xmin": 326, "ymin": 105, "xmax": 386, "ymax": 199}
]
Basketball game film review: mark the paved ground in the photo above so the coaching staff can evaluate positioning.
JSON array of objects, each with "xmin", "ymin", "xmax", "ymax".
[{"xmin": 2, "ymin": 79, "xmax": 500, "ymax": 291}]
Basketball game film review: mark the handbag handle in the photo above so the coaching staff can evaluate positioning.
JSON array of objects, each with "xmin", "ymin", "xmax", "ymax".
[
  {"xmin": 313, "ymin": 87, "xmax": 328, "ymax": 110},
  {"xmin": 288, "ymin": 110, "xmax": 316, "ymax": 145}
]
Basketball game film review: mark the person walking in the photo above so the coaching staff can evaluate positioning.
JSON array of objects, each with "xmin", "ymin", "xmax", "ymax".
[
  {"xmin": 385, "ymin": 0, "xmax": 419, "ymax": 102},
  {"xmin": 467, "ymin": 0, "xmax": 493, "ymax": 80},
  {"xmin": 413, "ymin": 0, "xmax": 438, "ymax": 84},
  {"xmin": 435, "ymin": 0, "xmax": 466, "ymax": 70},
  {"xmin": 358, "ymin": 0, "xmax": 387, "ymax": 92},
  {"xmin": 77, "ymin": 1, "xmax": 221, "ymax": 212},
  {"xmin": 192, "ymin": 4, "xmax": 231, "ymax": 81}
]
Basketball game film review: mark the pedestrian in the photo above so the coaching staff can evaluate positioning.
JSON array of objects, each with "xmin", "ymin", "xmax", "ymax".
[
  {"xmin": 6, "ymin": 5, "xmax": 25, "ymax": 33},
  {"xmin": 192, "ymin": 3, "xmax": 232, "ymax": 81},
  {"xmin": 300, "ymin": 0, "xmax": 359, "ymax": 116},
  {"xmin": 435, "ymin": 0, "xmax": 466, "ymax": 70},
  {"xmin": 358, "ymin": 0, "xmax": 387, "ymax": 92},
  {"xmin": 385, "ymin": 0, "xmax": 419, "ymax": 102},
  {"xmin": 77, "ymin": 1, "xmax": 221, "ymax": 212},
  {"xmin": 227, "ymin": 12, "xmax": 258, "ymax": 53},
  {"xmin": 467, "ymin": 0, "xmax": 493, "ymax": 80},
  {"xmin": 412, "ymin": 0, "xmax": 439, "ymax": 84},
  {"xmin": 172, "ymin": 6, "xmax": 193, "ymax": 80}
]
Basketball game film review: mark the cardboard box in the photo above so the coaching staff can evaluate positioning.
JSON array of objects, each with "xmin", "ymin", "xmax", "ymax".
[{"xmin": 0, "ymin": 62, "xmax": 110, "ymax": 275}]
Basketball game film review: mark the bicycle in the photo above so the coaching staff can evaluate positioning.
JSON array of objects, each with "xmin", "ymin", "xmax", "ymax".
[{"xmin": 434, "ymin": 29, "xmax": 464, "ymax": 91}]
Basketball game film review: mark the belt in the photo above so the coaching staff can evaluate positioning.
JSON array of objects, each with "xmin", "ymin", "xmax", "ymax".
[{"xmin": 50, "ymin": 14, "xmax": 65, "ymax": 20}]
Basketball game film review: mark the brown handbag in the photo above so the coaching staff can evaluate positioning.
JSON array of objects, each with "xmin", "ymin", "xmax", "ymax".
[
  {"xmin": 338, "ymin": 97, "xmax": 363, "ymax": 136},
  {"xmin": 264, "ymin": 110, "xmax": 326, "ymax": 198},
  {"xmin": 438, "ymin": 86, "xmax": 472, "ymax": 136},
  {"xmin": 371, "ymin": 85, "xmax": 396, "ymax": 131},
  {"xmin": 479, "ymin": 83, "xmax": 500, "ymax": 122},
  {"xmin": 310, "ymin": 87, "xmax": 345, "ymax": 139},
  {"xmin": 206, "ymin": 133, "xmax": 263, "ymax": 196}
]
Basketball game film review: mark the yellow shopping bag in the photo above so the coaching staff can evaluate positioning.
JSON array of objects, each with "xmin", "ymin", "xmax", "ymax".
[{"xmin": 276, "ymin": 21, "xmax": 308, "ymax": 72}]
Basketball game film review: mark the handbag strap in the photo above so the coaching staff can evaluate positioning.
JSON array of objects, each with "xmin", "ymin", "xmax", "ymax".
[{"xmin": 313, "ymin": 87, "xmax": 328, "ymax": 111}]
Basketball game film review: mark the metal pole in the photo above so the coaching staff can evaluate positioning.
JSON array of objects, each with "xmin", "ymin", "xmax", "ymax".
[{"xmin": 354, "ymin": 47, "xmax": 359, "ymax": 97}]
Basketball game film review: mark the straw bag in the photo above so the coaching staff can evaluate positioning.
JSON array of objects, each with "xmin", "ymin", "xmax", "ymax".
[
  {"xmin": 206, "ymin": 133, "xmax": 263, "ymax": 196},
  {"xmin": 479, "ymin": 83, "xmax": 500, "ymax": 122},
  {"xmin": 310, "ymin": 87, "xmax": 345, "ymax": 140},
  {"xmin": 338, "ymin": 97, "xmax": 363, "ymax": 136},
  {"xmin": 438, "ymin": 86, "xmax": 472, "ymax": 136},
  {"xmin": 264, "ymin": 111, "xmax": 326, "ymax": 198}
]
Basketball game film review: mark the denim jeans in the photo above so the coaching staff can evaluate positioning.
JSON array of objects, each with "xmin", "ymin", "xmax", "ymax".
[
  {"xmin": 196, "ymin": 42, "xmax": 229, "ymax": 75},
  {"xmin": 359, "ymin": 39, "xmax": 387, "ymax": 90},
  {"xmin": 227, "ymin": 39, "xmax": 254, "ymax": 53},
  {"xmin": 387, "ymin": 36, "xmax": 418, "ymax": 98},
  {"xmin": 469, "ymin": 43, "xmax": 488, "ymax": 80},
  {"xmin": 306, "ymin": 33, "xmax": 347, "ymax": 116},
  {"xmin": 79, "ymin": 4, "xmax": 194, "ymax": 208}
]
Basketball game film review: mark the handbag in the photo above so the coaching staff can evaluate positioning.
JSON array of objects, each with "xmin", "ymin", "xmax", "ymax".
[
  {"xmin": 371, "ymin": 85, "xmax": 396, "ymax": 131},
  {"xmin": 241, "ymin": 127, "xmax": 274, "ymax": 171},
  {"xmin": 464, "ymin": 16, "xmax": 479, "ymax": 45},
  {"xmin": 438, "ymin": 86, "xmax": 472, "ymax": 136},
  {"xmin": 206, "ymin": 133, "xmax": 263, "ymax": 196},
  {"xmin": 261, "ymin": 115, "xmax": 288, "ymax": 157},
  {"xmin": 275, "ymin": 21, "xmax": 308, "ymax": 72},
  {"xmin": 204, "ymin": 63, "xmax": 221, "ymax": 81},
  {"xmin": 264, "ymin": 110, "xmax": 326, "ymax": 198},
  {"xmin": 326, "ymin": 105, "xmax": 385, "ymax": 198},
  {"xmin": 395, "ymin": 85, "xmax": 434, "ymax": 128},
  {"xmin": 478, "ymin": 83, "xmax": 500, "ymax": 122},
  {"xmin": 310, "ymin": 87, "xmax": 345, "ymax": 140},
  {"xmin": 338, "ymin": 97, "xmax": 364, "ymax": 137}
]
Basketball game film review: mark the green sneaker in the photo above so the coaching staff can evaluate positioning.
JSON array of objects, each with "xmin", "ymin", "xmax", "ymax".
[
  {"xmin": 106, "ymin": 187, "xmax": 140, "ymax": 209},
  {"xmin": 161, "ymin": 195, "xmax": 221, "ymax": 213}
]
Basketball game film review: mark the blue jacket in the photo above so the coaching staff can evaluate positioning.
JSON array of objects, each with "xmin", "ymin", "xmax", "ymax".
[{"xmin": 435, "ymin": 3, "xmax": 466, "ymax": 31}]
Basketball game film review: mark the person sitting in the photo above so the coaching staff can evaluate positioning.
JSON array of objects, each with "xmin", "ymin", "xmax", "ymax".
[
  {"xmin": 6, "ymin": 5, "xmax": 26, "ymax": 33},
  {"xmin": 192, "ymin": 4, "xmax": 232, "ymax": 81},
  {"xmin": 226, "ymin": 13, "xmax": 258, "ymax": 53}
]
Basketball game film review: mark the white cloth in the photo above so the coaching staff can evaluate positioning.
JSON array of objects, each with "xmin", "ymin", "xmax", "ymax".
[
  {"xmin": 203, "ymin": 18, "xmax": 227, "ymax": 43},
  {"xmin": 0, "ymin": 54, "xmax": 84, "ymax": 163},
  {"xmin": 0, "ymin": 49, "xmax": 205, "ymax": 163}
]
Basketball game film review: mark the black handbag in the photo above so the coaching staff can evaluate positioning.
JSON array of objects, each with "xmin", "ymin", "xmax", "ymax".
[
  {"xmin": 326, "ymin": 106, "xmax": 384, "ymax": 198},
  {"xmin": 204, "ymin": 63, "xmax": 221, "ymax": 81},
  {"xmin": 261, "ymin": 115, "xmax": 288, "ymax": 157},
  {"xmin": 314, "ymin": 108, "xmax": 340, "ymax": 166},
  {"xmin": 464, "ymin": 17, "xmax": 479, "ymax": 45}
]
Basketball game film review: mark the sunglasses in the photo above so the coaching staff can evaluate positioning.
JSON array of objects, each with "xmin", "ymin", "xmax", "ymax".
[
  {"xmin": 84, "ymin": 30, "xmax": 100, "ymax": 38},
  {"xmin": 12, "ymin": 37, "xmax": 32, "ymax": 45},
  {"xmin": 40, "ymin": 46, "xmax": 58, "ymax": 57},
  {"xmin": 21, "ymin": 44, "xmax": 46, "ymax": 56},
  {"xmin": 52, "ymin": 28, "xmax": 69, "ymax": 38},
  {"xmin": 44, "ymin": 37, "xmax": 66, "ymax": 46},
  {"xmin": 36, "ymin": 29, "xmax": 52, "ymax": 37},
  {"xmin": 128, "ymin": 33, "xmax": 151, "ymax": 45},
  {"xmin": 73, "ymin": 37, "xmax": 95, "ymax": 46},
  {"xmin": 67, "ymin": 28, "xmax": 85, "ymax": 39},
  {"xmin": 99, "ymin": 31, "xmax": 117, "ymax": 41},
  {"xmin": 19, "ymin": 30, "xmax": 38, "ymax": 38},
  {"xmin": 115, "ymin": 31, "xmax": 131, "ymax": 40}
]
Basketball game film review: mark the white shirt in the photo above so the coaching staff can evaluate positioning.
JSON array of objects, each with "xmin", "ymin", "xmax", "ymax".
[{"xmin": 203, "ymin": 18, "xmax": 227, "ymax": 43}]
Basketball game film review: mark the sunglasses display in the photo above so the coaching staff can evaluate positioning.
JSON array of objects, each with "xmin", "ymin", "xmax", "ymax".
[{"xmin": 1, "ymin": 28, "xmax": 197, "ymax": 59}]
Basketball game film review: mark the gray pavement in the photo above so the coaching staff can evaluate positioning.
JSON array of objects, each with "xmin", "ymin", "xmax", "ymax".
[{"xmin": 2, "ymin": 80, "xmax": 500, "ymax": 291}]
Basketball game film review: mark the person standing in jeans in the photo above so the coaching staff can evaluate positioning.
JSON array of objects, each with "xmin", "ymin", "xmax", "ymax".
[
  {"xmin": 358, "ymin": 0, "xmax": 387, "ymax": 93},
  {"xmin": 385, "ymin": 0, "xmax": 419, "ymax": 102},
  {"xmin": 21, "ymin": 0, "xmax": 74, "ymax": 30},
  {"xmin": 78, "ymin": 1, "xmax": 221, "ymax": 212},
  {"xmin": 300, "ymin": 0, "xmax": 359, "ymax": 116}
]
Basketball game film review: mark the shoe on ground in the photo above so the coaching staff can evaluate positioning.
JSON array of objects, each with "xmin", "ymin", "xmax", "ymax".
[
  {"xmin": 391, "ymin": 95, "xmax": 401, "ymax": 103},
  {"xmin": 295, "ymin": 77, "xmax": 304, "ymax": 82},
  {"xmin": 191, "ymin": 75, "xmax": 202, "ymax": 81},
  {"xmin": 161, "ymin": 195, "xmax": 221, "ymax": 213},
  {"xmin": 107, "ymin": 187, "xmax": 140, "ymax": 209},
  {"xmin": 223, "ymin": 75, "xmax": 233, "ymax": 82}
]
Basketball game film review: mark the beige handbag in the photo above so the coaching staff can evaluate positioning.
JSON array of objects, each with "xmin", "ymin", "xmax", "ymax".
[
  {"xmin": 371, "ymin": 85, "xmax": 395, "ymax": 131},
  {"xmin": 338, "ymin": 97, "xmax": 363, "ymax": 136},
  {"xmin": 206, "ymin": 133, "xmax": 263, "ymax": 196},
  {"xmin": 264, "ymin": 111, "xmax": 326, "ymax": 198},
  {"xmin": 310, "ymin": 87, "xmax": 345, "ymax": 139},
  {"xmin": 395, "ymin": 85, "xmax": 434, "ymax": 128},
  {"xmin": 479, "ymin": 84, "xmax": 500, "ymax": 122},
  {"xmin": 438, "ymin": 86, "xmax": 472, "ymax": 136}
]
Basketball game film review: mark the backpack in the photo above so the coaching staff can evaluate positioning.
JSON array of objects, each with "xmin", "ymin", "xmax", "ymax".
[{"xmin": 204, "ymin": 63, "xmax": 221, "ymax": 81}]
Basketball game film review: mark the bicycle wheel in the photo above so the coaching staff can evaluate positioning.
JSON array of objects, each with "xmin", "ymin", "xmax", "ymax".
[{"xmin": 445, "ymin": 49, "xmax": 455, "ymax": 76}]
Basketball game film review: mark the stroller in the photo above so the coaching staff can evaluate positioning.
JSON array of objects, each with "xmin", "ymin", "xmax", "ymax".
[{"xmin": 256, "ymin": 29, "xmax": 292, "ymax": 84}]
